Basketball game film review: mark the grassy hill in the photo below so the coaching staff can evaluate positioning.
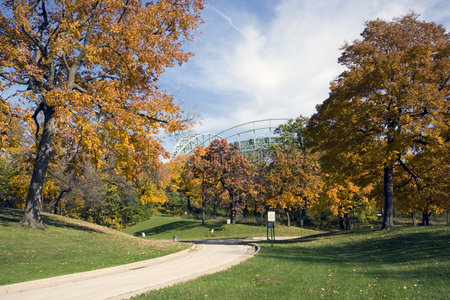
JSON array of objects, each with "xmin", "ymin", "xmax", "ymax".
[
  {"xmin": 0, "ymin": 208, "xmax": 188, "ymax": 285},
  {"xmin": 137, "ymin": 225, "xmax": 450, "ymax": 299},
  {"xmin": 123, "ymin": 215, "xmax": 319, "ymax": 240}
]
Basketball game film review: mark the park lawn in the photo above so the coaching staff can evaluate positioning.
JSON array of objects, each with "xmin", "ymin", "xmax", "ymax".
[
  {"xmin": 123, "ymin": 215, "xmax": 318, "ymax": 240},
  {"xmin": 0, "ymin": 208, "xmax": 188, "ymax": 285},
  {"xmin": 136, "ymin": 225, "xmax": 450, "ymax": 299}
]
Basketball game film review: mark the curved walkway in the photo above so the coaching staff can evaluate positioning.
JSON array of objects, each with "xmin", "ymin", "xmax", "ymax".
[{"xmin": 0, "ymin": 240, "xmax": 258, "ymax": 300}]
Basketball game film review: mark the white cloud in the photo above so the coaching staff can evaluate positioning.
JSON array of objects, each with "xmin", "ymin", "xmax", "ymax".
[{"xmin": 163, "ymin": 0, "xmax": 450, "ymax": 140}]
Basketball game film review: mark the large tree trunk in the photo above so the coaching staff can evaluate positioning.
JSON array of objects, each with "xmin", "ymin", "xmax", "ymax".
[
  {"xmin": 382, "ymin": 166, "xmax": 395, "ymax": 230},
  {"xmin": 22, "ymin": 104, "xmax": 56, "ymax": 229}
]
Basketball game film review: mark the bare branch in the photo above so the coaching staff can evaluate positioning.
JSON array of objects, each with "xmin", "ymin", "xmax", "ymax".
[
  {"xmin": 0, "ymin": 73, "xmax": 29, "ymax": 85},
  {"xmin": 72, "ymin": 83, "xmax": 88, "ymax": 93},
  {"xmin": 398, "ymin": 158, "xmax": 423, "ymax": 192},
  {"xmin": 438, "ymin": 76, "xmax": 449, "ymax": 92},
  {"xmin": 38, "ymin": 0, "xmax": 49, "ymax": 35},
  {"xmin": 138, "ymin": 113, "xmax": 168, "ymax": 124},
  {"xmin": 32, "ymin": 102, "xmax": 46, "ymax": 139},
  {"xmin": 118, "ymin": 0, "xmax": 130, "ymax": 24},
  {"xmin": 20, "ymin": 25, "xmax": 46, "ymax": 57}
]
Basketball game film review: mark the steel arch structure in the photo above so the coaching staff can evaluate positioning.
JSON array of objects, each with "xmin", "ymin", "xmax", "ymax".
[{"xmin": 170, "ymin": 119, "xmax": 289, "ymax": 159}]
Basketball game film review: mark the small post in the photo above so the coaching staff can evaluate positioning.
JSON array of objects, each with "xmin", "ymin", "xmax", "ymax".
[
  {"xmin": 300, "ymin": 219, "xmax": 303, "ymax": 238},
  {"xmin": 268, "ymin": 211, "xmax": 276, "ymax": 247}
]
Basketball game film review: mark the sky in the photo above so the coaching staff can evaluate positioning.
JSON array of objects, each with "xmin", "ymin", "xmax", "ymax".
[{"xmin": 160, "ymin": 0, "xmax": 450, "ymax": 153}]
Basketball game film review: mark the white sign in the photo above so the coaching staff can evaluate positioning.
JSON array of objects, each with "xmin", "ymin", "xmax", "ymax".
[
  {"xmin": 268, "ymin": 211, "xmax": 275, "ymax": 222},
  {"xmin": 227, "ymin": 219, "xmax": 231, "ymax": 224}
]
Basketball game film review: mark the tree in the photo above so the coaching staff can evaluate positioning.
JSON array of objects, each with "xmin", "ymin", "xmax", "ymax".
[
  {"xmin": 204, "ymin": 139, "xmax": 249, "ymax": 224},
  {"xmin": 320, "ymin": 175, "xmax": 376, "ymax": 230},
  {"xmin": 395, "ymin": 150, "xmax": 449, "ymax": 225},
  {"xmin": 0, "ymin": 0, "xmax": 204, "ymax": 228},
  {"xmin": 188, "ymin": 146, "xmax": 211, "ymax": 224},
  {"xmin": 265, "ymin": 148, "xmax": 322, "ymax": 226},
  {"xmin": 167, "ymin": 155, "xmax": 200, "ymax": 212},
  {"xmin": 307, "ymin": 14, "xmax": 449, "ymax": 229}
]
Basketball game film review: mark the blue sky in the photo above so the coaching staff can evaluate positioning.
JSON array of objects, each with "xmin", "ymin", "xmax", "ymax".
[{"xmin": 160, "ymin": 0, "xmax": 449, "ymax": 152}]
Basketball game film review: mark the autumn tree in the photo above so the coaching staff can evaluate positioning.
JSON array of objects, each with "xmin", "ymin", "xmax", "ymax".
[
  {"xmin": 167, "ymin": 155, "xmax": 200, "ymax": 213},
  {"xmin": 319, "ymin": 175, "xmax": 376, "ymax": 230},
  {"xmin": 265, "ymin": 116, "xmax": 322, "ymax": 226},
  {"xmin": 0, "ymin": 0, "xmax": 204, "ymax": 228},
  {"xmin": 187, "ymin": 146, "xmax": 211, "ymax": 224},
  {"xmin": 307, "ymin": 14, "xmax": 449, "ymax": 229},
  {"xmin": 395, "ymin": 149, "xmax": 449, "ymax": 225},
  {"xmin": 265, "ymin": 147, "xmax": 322, "ymax": 226},
  {"xmin": 204, "ymin": 139, "xmax": 249, "ymax": 224}
]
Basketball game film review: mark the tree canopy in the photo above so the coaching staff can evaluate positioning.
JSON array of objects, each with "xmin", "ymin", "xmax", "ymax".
[
  {"xmin": 307, "ymin": 14, "xmax": 449, "ymax": 229},
  {"xmin": 0, "ymin": 0, "xmax": 204, "ymax": 228}
]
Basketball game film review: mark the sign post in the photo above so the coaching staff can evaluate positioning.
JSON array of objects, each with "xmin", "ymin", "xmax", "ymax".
[
  {"xmin": 267, "ymin": 211, "xmax": 276, "ymax": 247},
  {"xmin": 300, "ymin": 219, "xmax": 303, "ymax": 238}
]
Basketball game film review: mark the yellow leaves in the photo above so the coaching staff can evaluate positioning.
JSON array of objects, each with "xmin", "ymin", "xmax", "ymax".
[
  {"xmin": 0, "ymin": 0, "xmax": 204, "ymax": 183},
  {"xmin": 138, "ymin": 181, "xmax": 168, "ymax": 205}
]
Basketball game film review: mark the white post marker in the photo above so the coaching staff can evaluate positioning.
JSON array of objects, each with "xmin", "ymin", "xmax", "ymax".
[
  {"xmin": 267, "ymin": 211, "xmax": 275, "ymax": 246},
  {"xmin": 268, "ymin": 211, "xmax": 275, "ymax": 222},
  {"xmin": 142, "ymin": 232, "xmax": 146, "ymax": 237}
]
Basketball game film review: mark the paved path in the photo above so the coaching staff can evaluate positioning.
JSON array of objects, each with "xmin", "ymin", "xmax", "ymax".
[{"xmin": 0, "ymin": 240, "xmax": 258, "ymax": 300}]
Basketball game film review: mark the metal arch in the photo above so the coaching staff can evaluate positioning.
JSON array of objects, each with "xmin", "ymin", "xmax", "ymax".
[
  {"xmin": 171, "ymin": 133, "xmax": 224, "ymax": 159},
  {"xmin": 170, "ymin": 119, "xmax": 289, "ymax": 159}
]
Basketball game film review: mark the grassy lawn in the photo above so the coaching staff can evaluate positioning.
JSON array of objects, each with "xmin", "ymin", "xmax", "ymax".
[
  {"xmin": 123, "ymin": 215, "xmax": 318, "ymax": 240},
  {"xmin": 136, "ymin": 225, "xmax": 450, "ymax": 299},
  {"xmin": 0, "ymin": 208, "xmax": 188, "ymax": 285}
]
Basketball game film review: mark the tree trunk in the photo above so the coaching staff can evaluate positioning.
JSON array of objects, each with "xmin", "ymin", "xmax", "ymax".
[
  {"xmin": 339, "ymin": 217, "xmax": 345, "ymax": 230},
  {"xmin": 286, "ymin": 209, "xmax": 290, "ymax": 227},
  {"xmin": 201, "ymin": 201, "xmax": 205, "ymax": 225},
  {"xmin": 301, "ymin": 198, "xmax": 308, "ymax": 218},
  {"xmin": 186, "ymin": 197, "xmax": 192, "ymax": 212},
  {"xmin": 229, "ymin": 201, "xmax": 236, "ymax": 224},
  {"xmin": 49, "ymin": 187, "xmax": 72, "ymax": 214},
  {"xmin": 411, "ymin": 211, "xmax": 415, "ymax": 226},
  {"xmin": 382, "ymin": 166, "xmax": 394, "ymax": 230},
  {"xmin": 243, "ymin": 204, "xmax": 249, "ymax": 218},
  {"xmin": 22, "ymin": 104, "xmax": 56, "ymax": 229},
  {"xmin": 345, "ymin": 213, "xmax": 350, "ymax": 230},
  {"xmin": 421, "ymin": 212, "xmax": 430, "ymax": 226}
]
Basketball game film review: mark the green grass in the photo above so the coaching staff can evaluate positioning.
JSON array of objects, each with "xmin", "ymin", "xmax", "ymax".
[
  {"xmin": 136, "ymin": 225, "xmax": 450, "ymax": 299},
  {"xmin": 123, "ymin": 215, "xmax": 317, "ymax": 240},
  {"xmin": 0, "ymin": 208, "xmax": 189, "ymax": 285}
]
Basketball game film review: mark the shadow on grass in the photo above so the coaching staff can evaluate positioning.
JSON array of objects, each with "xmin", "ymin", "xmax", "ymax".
[
  {"xmin": 0, "ymin": 207, "xmax": 23, "ymax": 227},
  {"xmin": 0, "ymin": 207, "xmax": 103, "ymax": 233},
  {"xmin": 135, "ymin": 219, "xmax": 227, "ymax": 237},
  {"xmin": 42, "ymin": 215, "xmax": 105, "ymax": 233},
  {"xmin": 259, "ymin": 228, "xmax": 450, "ymax": 279}
]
